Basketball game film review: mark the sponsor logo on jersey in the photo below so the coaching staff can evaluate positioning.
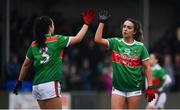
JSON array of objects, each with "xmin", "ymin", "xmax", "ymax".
[
  {"xmin": 123, "ymin": 48, "xmax": 130, "ymax": 55},
  {"xmin": 112, "ymin": 50, "xmax": 142, "ymax": 67}
]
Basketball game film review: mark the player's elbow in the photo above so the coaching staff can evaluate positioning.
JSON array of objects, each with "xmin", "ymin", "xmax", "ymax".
[
  {"xmin": 73, "ymin": 36, "xmax": 82, "ymax": 44},
  {"xmin": 164, "ymin": 74, "xmax": 172, "ymax": 84},
  {"xmin": 76, "ymin": 38, "xmax": 81, "ymax": 43}
]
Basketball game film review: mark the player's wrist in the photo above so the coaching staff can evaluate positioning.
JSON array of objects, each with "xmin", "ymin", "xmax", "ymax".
[
  {"xmin": 99, "ymin": 20, "xmax": 106, "ymax": 23},
  {"xmin": 17, "ymin": 80, "xmax": 22, "ymax": 83},
  {"xmin": 147, "ymin": 86, "xmax": 154, "ymax": 90},
  {"xmin": 147, "ymin": 82, "xmax": 153, "ymax": 87},
  {"xmin": 99, "ymin": 22, "xmax": 105, "ymax": 26},
  {"xmin": 84, "ymin": 23, "xmax": 89, "ymax": 26}
]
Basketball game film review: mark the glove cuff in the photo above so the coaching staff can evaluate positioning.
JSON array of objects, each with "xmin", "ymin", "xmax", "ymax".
[
  {"xmin": 99, "ymin": 20, "xmax": 106, "ymax": 23},
  {"xmin": 17, "ymin": 80, "xmax": 23, "ymax": 88},
  {"xmin": 17, "ymin": 80, "xmax": 22, "ymax": 83},
  {"xmin": 148, "ymin": 86, "xmax": 153, "ymax": 89}
]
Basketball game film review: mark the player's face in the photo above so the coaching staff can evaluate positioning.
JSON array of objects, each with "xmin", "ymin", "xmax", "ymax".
[
  {"xmin": 122, "ymin": 20, "xmax": 136, "ymax": 38},
  {"xmin": 150, "ymin": 54, "xmax": 157, "ymax": 66},
  {"xmin": 49, "ymin": 20, "xmax": 55, "ymax": 35}
]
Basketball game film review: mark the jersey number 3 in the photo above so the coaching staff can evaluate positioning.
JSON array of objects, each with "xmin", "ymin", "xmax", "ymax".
[{"xmin": 40, "ymin": 47, "xmax": 50, "ymax": 64}]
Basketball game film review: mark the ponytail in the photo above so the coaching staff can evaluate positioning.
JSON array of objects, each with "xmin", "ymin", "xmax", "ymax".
[{"xmin": 33, "ymin": 16, "xmax": 53, "ymax": 49}]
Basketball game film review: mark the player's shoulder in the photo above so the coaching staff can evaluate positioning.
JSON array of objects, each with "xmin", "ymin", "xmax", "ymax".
[
  {"xmin": 116, "ymin": 37, "xmax": 123, "ymax": 42},
  {"xmin": 109, "ymin": 37, "xmax": 123, "ymax": 42},
  {"xmin": 54, "ymin": 34, "xmax": 62, "ymax": 37},
  {"xmin": 31, "ymin": 40, "xmax": 37, "ymax": 46},
  {"xmin": 154, "ymin": 64, "xmax": 163, "ymax": 70},
  {"xmin": 54, "ymin": 34, "xmax": 68, "ymax": 39}
]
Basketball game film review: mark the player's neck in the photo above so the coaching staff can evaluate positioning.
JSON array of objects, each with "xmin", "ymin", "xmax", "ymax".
[{"xmin": 123, "ymin": 37, "xmax": 134, "ymax": 44}]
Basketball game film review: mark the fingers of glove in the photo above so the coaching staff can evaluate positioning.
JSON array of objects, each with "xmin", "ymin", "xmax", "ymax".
[
  {"xmin": 13, "ymin": 85, "xmax": 18, "ymax": 94},
  {"xmin": 152, "ymin": 93, "xmax": 155, "ymax": 99},
  {"xmin": 99, "ymin": 10, "xmax": 110, "ymax": 20},
  {"xmin": 13, "ymin": 89, "xmax": 18, "ymax": 95},
  {"xmin": 99, "ymin": 10, "xmax": 103, "ymax": 16},
  {"xmin": 149, "ymin": 97, "xmax": 153, "ymax": 102},
  {"xmin": 104, "ymin": 10, "xmax": 109, "ymax": 17},
  {"xmin": 16, "ymin": 81, "xmax": 22, "ymax": 89},
  {"xmin": 148, "ymin": 94, "xmax": 155, "ymax": 102},
  {"xmin": 87, "ymin": 9, "xmax": 94, "ymax": 16},
  {"xmin": 82, "ymin": 11, "xmax": 87, "ymax": 17},
  {"xmin": 104, "ymin": 10, "xmax": 108, "ymax": 16},
  {"xmin": 148, "ymin": 98, "xmax": 152, "ymax": 102},
  {"xmin": 13, "ymin": 82, "xmax": 21, "ymax": 95},
  {"xmin": 107, "ymin": 14, "xmax": 111, "ymax": 19},
  {"xmin": 99, "ymin": 10, "xmax": 106, "ymax": 17}
]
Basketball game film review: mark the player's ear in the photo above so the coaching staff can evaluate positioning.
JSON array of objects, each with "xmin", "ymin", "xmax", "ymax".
[{"xmin": 48, "ymin": 25, "xmax": 54, "ymax": 33}]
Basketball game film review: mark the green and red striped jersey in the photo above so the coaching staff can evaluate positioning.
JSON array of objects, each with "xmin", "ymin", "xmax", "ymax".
[
  {"xmin": 151, "ymin": 64, "xmax": 165, "ymax": 92},
  {"xmin": 26, "ymin": 34, "xmax": 70, "ymax": 85},
  {"xmin": 107, "ymin": 37, "xmax": 149, "ymax": 92}
]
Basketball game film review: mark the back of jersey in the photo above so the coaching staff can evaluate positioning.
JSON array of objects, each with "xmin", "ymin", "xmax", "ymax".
[{"xmin": 26, "ymin": 35, "xmax": 69, "ymax": 85}]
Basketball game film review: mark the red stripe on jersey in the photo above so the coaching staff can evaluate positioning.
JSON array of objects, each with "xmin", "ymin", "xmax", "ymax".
[
  {"xmin": 54, "ymin": 80, "xmax": 59, "ymax": 97},
  {"xmin": 152, "ymin": 78, "xmax": 161, "ymax": 85},
  {"xmin": 32, "ymin": 41, "xmax": 36, "ymax": 46},
  {"xmin": 31, "ymin": 36, "xmax": 58, "ymax": 46},
  {"xmin": 112, "ymin": 50, "xmax": 142, "ymax": 67},
  {"xmin": 152, "ymin": 78, "xmax": 162, "ymax": 92},
  {"xmin": 46, "ymin": 36, "xmax": 58, "ymax": 42}
]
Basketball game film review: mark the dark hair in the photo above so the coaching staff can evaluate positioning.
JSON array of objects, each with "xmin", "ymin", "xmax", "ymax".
[
  {"xmin": 33, "ymin": 16, "xmax": 53, "ymax": 49},
  {"xmin": 121, "ymin": 18, "xmax": 144, "ymax": 42},
  {"xmin": 153, "ymin": 53, "xmax": 164, "ymax": 66}
]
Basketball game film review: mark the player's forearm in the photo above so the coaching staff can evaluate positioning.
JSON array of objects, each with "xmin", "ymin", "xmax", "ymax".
[
  {"xmin": 74, "ymin": 24, "xmax": 88, "ymax": 43},
  {"xmin": 18, "ymin": 67, "xmax": 28, "ymax": 81},
  {"xmin": 18, "ymin": 59, "xmax": 32, "ymax": 81},
  {"xmin": 162, "ymin": 74, "xmax": 172, "ymax": 86},
  {"xmin": 94, "ymin": 23, "xmax": 104, "ymax": 43},
  {"xmin": 145, "ymin": 66, "xmax": 153, "ymax": 87}
]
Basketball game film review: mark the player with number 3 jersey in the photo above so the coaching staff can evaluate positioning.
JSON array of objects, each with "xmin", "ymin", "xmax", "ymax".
[
  {"xmin": 13, "ymin": 9, "xmax": 94, "ymax": 109},
  {"xmin": 26, "ymin": 34, "xmax": 69, "ymax": 85}
]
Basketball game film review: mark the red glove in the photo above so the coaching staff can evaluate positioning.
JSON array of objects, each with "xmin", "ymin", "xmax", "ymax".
[
  {"xmin": 145, "ymin": 86, "xmax": 155, "ymax": 102},
  {"xmin": 13, "ymin": 80, "xmax": 22, "ymax": 95},
  {"xmin": 82, "ymin": 9, "xmax": 94, "ymax": 25}
]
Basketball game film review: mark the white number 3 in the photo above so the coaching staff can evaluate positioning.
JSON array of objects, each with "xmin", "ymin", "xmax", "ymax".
[{"xmin": 40, "ymin": 47, "xmax": 50, "ymax": 64}]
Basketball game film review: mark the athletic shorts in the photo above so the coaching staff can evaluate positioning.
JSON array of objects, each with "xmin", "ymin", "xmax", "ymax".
[
  {"xmin": 112, "ymin": 88, "xmax": 142, "ymax": 97},
  {"xmin": 32, "ymin": 81, "xmax": 62, "ymax": 100},
  {"xmin": 147, "ymin": 92, "xmax": 167, "ymax": 109}
]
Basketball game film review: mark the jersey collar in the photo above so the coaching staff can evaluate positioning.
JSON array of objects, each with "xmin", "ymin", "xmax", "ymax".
[
  {"xmin": 45, "ymin": 34, "xmax": 52, "ymax": 38},
  {"xmin": 122, "ymin": 38, "xmax": 136, "ymax": 46}
]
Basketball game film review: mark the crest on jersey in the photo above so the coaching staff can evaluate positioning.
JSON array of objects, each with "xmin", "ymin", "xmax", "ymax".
[{"xmin": 134, "ymin": 50, "xmax": 138, "ymax": 56}]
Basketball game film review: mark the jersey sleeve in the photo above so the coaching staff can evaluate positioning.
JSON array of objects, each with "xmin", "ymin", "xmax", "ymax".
[
  {"xmin": 26, "ymin": 45, "xmax": 33, "ymax": 60},
  {"xmin": 107, "ymin": 38, "xmax": 117, "ymax": 50},
  {"xmin": 140, "ymin": 45, "xmax": 150, "ymax": 61},
  {"xmin": 56, "ymin": 35, "xmax": 70, "ymax": 49}
]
